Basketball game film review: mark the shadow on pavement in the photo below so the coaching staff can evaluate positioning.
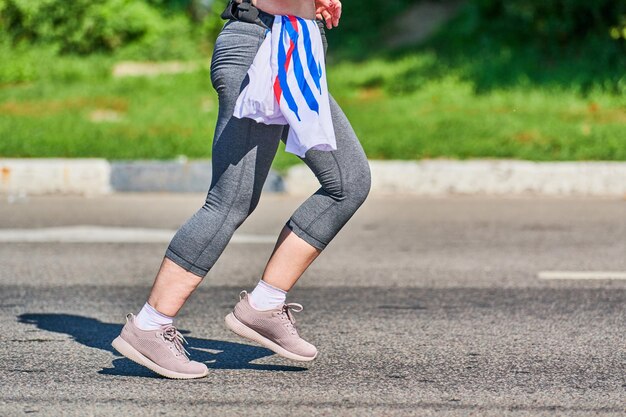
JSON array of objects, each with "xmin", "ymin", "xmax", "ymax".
[{"xmin": 18, "ymin": 313, "xmax": 307, "ymax": 377}]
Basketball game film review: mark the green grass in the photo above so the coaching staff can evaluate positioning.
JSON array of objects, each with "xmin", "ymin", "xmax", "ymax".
[
  {"xmin": 0, "ymin": 48, "xmax": 624, "ymax": 171},
  {"xmin": 328, "ymin": 57, "xmax": 626, "ymax": 161}
]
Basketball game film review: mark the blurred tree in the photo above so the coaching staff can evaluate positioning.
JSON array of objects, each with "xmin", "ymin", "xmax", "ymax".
[
  {"xmin": 463, "ymin": 0, "xmax": 626, "ymax": 48},
  {"xmin": 327, "ymin": 0, "xmax": 625, "ymax": 57},
  {"xmin": 1, "ymin": 0, "xmax": 623, "ymax": 64},
  {"xmin": 0, "ymin": 0, "xmax": 230, "ymax": 56},
  {"xmin": 0, "ymin": 0, "xmax": 165, "ymax": 53}
]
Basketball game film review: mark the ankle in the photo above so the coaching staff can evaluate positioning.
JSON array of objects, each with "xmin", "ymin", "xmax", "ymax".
[
  {"xmin": 135, "ymin": 302, "xmax": 174, "ymax": 330},
  {"xmin": 248, "ymin": 280, "xmax": 287, "ymax": 311}
]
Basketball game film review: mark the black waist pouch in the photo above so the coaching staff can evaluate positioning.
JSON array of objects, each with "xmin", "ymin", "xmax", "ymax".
[{"xmin": 220, "ymin": 0, "xmax": 272, "ymax": 29}]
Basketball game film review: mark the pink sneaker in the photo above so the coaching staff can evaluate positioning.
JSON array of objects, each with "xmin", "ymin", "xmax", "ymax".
[
  {"xmin": 111, "ymin": 313, "xmax": 208, "ymax": 379},
  {"xmin": 225, "ymin": 291, "xmax": 318, "ymax": 362}
]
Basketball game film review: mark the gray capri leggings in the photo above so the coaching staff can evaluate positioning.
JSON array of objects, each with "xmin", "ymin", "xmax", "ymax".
[{"xmin": 164, "ymin": 13, "xmax": 372, "ymax": 278}]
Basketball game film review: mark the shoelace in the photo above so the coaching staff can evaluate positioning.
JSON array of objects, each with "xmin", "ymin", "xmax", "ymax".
[
  {"xmin": 278, "ymin": 303, "xmax": 303, "ymax": 334},
  {"xmin": 161, "ymin": 325, "xmax": 191, "ymax": 358}
]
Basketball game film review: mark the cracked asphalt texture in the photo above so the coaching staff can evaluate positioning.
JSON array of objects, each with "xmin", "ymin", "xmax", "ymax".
[{"xmin": 1, "ymin": 193, "xmax": 625, "ymax": 416}]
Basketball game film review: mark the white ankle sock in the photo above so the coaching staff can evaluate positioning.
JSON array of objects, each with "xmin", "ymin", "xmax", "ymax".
[
  {"xmin": 248, "ymin": 280, "xmax": 287, "ymax": 311},
  {"xmin": 134, "ymin": 302, "xmax": 174, "ymax": 330}
]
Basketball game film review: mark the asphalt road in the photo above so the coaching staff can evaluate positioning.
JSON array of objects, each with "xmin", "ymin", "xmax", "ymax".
[{"xmin": 1, "ymin": 193, "xmax": 625, "ymax": 416}]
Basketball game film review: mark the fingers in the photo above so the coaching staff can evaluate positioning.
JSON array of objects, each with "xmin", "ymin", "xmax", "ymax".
[
  {"xmin": 315, "ymin": 4, "xmax": 325, "ymax": 21},
  {"xmin": 321, "ymin": 9, "xmax": 333, "ymax": 29},
  {"xmin": 315, "ymin": 0, "xmax": 332, "ymax": 8},
  {"xmin": 315, "ymin": 0, "xmax": 341, "ymax": 29},
  {"xmin": 331, "ymin": 1, "xmax": 341, "ymax": 27}
]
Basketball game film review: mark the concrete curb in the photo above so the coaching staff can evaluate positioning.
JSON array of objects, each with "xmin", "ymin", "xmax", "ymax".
[
  {"xmin": 110, "ymin": 160, "xmax": 284, "ymax": 193},
  {"xmin": 285, "ymin": 160, "xmax": 626, "ymax": 197},
  {"xmin": 0, "ymin": 159, "xmax": 111, "ymax": 196},
  {"xmin": 1, "ymin": 158, "xmax": 625, "ymax": 197}
]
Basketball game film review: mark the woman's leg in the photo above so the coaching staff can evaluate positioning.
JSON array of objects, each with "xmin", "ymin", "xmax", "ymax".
[
  {"xmin": 252, "ymin": 19, "xmax": 371, "ymax": 293},
  {"xmin": 259, "ymin": 221, "xmax": 322, "ymax": 292},
  {"xmin": 148, "ymin": 107, "xmax": 283, "ymax": 317},
  {"xmin": 225, "ymin": 93, "xmax": 371, "ymax": 362},
  {"xmin": 112, "ymin": 20, "xmax": 284, "ymax": 376},
  {"xmin": 146, "ymin": 258, "xmax": 204, "ymax": 317},
  {"xmin": 260, "ymin": 93, "xmax": 372, "ymax": 292},
  {"xmin": 147, "ymin": 20, "xmax": 284, "ymax": 317}
]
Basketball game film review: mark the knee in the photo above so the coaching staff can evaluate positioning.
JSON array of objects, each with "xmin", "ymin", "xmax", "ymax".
[
  {"xmin": 325, "ymin": 159, "xmax": 371, "ymax": 206},
  {"xmin": 346, "ymin": 161, "xmax": 372, "ymax": 206},
  {"xmin": 202, "ymin": 188, "xmax": 257, "ymax": 228}
]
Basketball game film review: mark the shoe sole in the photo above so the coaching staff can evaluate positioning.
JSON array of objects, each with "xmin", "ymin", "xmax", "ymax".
[
  {"xmin": 111, "ymin": 336, "xmax": 209, "ymax": 379},
  {"xmin": 224, "ymin": 313, "xmax": 317, "ymax": 362}
]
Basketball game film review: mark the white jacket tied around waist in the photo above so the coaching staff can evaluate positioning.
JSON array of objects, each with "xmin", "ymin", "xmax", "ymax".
[{"xmin": 233, "ymin": 15, "xmax": 337, "ymax": 158}]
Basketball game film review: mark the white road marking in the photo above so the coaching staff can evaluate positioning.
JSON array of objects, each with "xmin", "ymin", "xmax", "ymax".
[
  {"xmin": 0, "ymin": 226, "xmax": 276, "ymax": 244},
  {"xmin": 538, "ymin": 271, "xmax": 626, "ymax": 280}
]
